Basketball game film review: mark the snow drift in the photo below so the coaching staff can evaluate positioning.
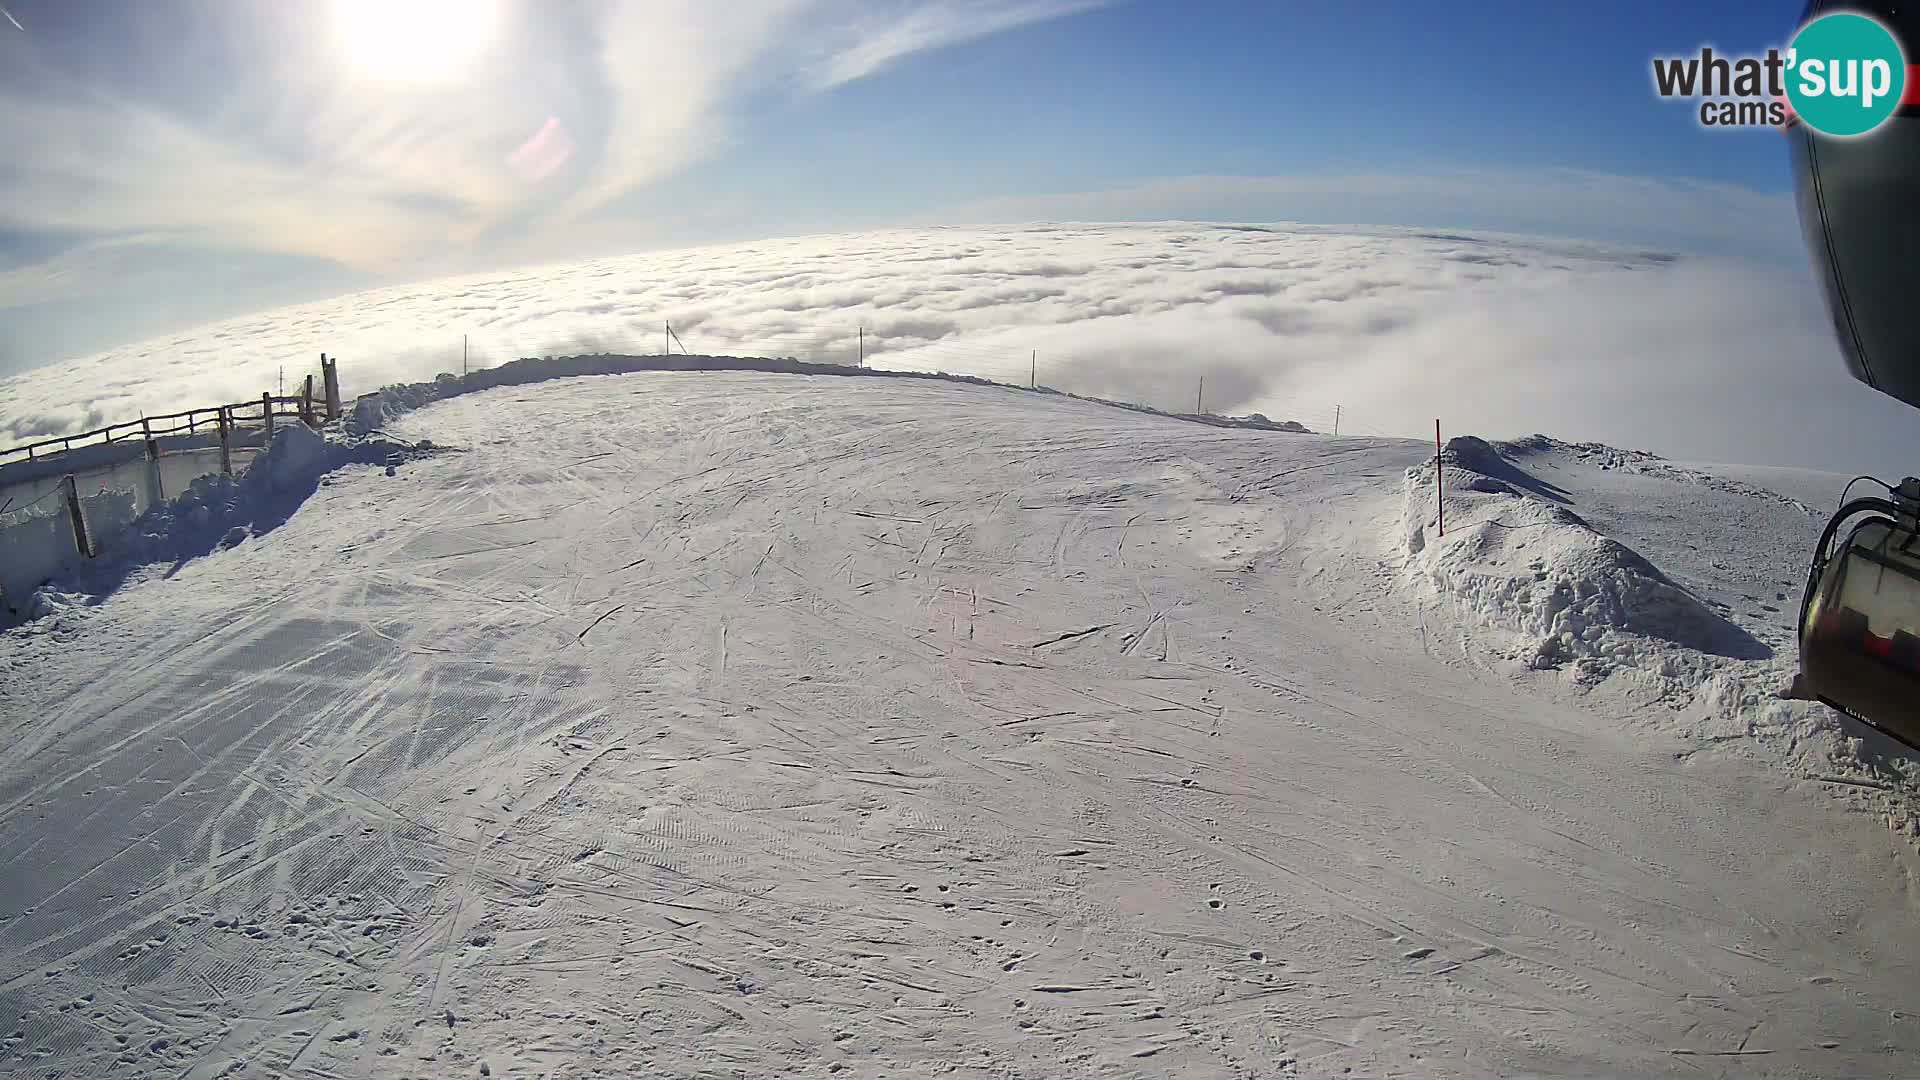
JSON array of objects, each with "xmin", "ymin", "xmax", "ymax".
[{"xmin": 1400, "ymin": 436, "xmax": 1767, "ymax": 674}]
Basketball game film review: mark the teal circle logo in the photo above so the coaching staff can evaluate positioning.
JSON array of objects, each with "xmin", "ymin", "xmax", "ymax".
[{"xmin": 1788, "ymin": 12, "xmax": 1906, "ymax": 137}]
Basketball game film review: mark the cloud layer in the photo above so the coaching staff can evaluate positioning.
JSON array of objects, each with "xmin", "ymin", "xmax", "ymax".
[{"xmin": 2, "ymin": 223, "xmax": 1913, "ymax": 477}]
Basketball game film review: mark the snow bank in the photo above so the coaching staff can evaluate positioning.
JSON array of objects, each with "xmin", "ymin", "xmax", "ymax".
[
  {"xmin": 9, "ymin": 424, "xmax": 434, "ymax": 624},
  {"xmin": 1400, "ymin": 436, "xmax": 1764, "ymax": 676}
]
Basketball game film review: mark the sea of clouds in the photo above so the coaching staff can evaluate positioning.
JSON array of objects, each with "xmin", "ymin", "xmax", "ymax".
[{"xmin": 3, "ymin": 222, "xmax": 1915, "ymax": 476}]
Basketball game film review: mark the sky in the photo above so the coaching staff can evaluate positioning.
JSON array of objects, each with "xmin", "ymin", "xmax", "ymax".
[
  {"xmin": 5, "ymin": 0, "xmax": 1915, "ymax": 478},
  {"xmin": 0, "ymin": 0, "xmax": 1812, "ymax": 364}
]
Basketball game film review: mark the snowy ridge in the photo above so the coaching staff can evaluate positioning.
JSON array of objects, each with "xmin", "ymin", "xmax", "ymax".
[
  {"xmin": 1497, "ymin": 434, "xmax": 1819, "ymax": 516},
  {"xmin": 6, "ymin": 352, "xmax": 1305, "ymax": 626},
  {"xmin": 340, "ymin": 350, "xmax": 1313, "ymax": 437}
]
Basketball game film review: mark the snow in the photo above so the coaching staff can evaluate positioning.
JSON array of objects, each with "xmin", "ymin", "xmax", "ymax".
[
  {"xmin": 5, "ymin": 423, "xmax": 431, "ymax": 625},
  {"xmin": 1401, "ymin": 437, "xmax": 1764, "ymax": 672},
  {"xmin": 2, "ymin": 369, "xmax": 1917, "ymax": 1078}
]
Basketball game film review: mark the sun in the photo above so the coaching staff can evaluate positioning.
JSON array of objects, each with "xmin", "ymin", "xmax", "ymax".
[{"xmin": 333, "ymin": 0, "xmax": 500, "ymax": 82}]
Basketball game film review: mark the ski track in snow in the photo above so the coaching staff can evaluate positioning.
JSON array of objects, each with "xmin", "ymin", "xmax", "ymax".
[{"xmin": 1, "ymin": 371, "xmax": 1916, "ymax": 1078}]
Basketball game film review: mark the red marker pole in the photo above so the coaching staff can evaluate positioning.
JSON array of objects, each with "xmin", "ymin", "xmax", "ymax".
[{"xmin": 1435, "ymin": 418, "xmax": 1445, "ymax": 538}]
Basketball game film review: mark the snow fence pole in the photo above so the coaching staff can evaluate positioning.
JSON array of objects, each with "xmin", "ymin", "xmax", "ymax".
[{"xmin": 1435, "ymin": 418, "xmax": 1444, "ymax": 538}]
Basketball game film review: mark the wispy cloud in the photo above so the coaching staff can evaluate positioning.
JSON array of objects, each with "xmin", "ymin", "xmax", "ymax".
[
  {"xmin": 0, "ymin": 1, "xmax": 1099, "ymax": 293},
  {"xmin": 805, "ymin": 0, "xmax": 1108, "ymax": 88}
]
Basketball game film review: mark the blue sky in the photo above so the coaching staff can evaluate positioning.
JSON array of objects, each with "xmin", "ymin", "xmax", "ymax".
[{"xmin": 0, "ymin": 0, "xmax": 1812, "ymax": 373}]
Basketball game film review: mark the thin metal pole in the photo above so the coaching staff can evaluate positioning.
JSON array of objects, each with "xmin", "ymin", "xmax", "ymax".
[
  {"xmin": 1333, "ymin": 404, "xmax": 1341, "ymax": 436},
  {"xmin": 1435, "ymin": 418, "xmax": 1445, "ymax": 538},
  {"xmin": 1197, "ymin": 376, "xmax": 1204, "ymax": 415},
  {"xmin": 1031, "ymin": 350, "xmax": 1036, "ymax": 388},
  {"xmin": 464, "ymin": 335, "xmax": 469, "ymax": 377},
  {"xmin": 858, "ymin": 326, "xmax": 865, "ymax": 367}
]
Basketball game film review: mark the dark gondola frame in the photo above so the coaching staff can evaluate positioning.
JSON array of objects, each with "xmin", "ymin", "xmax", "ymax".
[{"xmin": 1797, "ymin": 478, "xmax": 1920, "ymax": 750}]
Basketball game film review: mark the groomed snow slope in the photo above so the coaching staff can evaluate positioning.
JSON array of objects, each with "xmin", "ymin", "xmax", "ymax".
[{"xmin": 1, "ymin": 372, "xmax": 1916, "ymax": 1078}]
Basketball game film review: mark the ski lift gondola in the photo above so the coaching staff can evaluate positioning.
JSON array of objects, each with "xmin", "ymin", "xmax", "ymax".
[
  {"xmin": 1788, "ymin": 1, "xmax": 1920, "ymax": 748},
  {"xmin": 1795, "ymin": 478, "xmax": 1920, "ymax": 748}
]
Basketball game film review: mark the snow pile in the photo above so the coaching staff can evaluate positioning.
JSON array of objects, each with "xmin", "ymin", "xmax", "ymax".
[
  {"xmin": 1426, "ymin": 436, "xmax": 1920, "ymax": 831},
  {"xmin": 12, "ymin": 424, "xmax": 436, "ymax": 624},
  {"xmin": 1400, "ymin": 436, "xmax": 1761, "ymax": 678}
]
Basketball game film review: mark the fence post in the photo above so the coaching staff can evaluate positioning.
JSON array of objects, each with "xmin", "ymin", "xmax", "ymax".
[
  {"xmin": 218, "ymin": 406, "xmax": 233, "ymax": 475},
  {"xmin": 322, "ymin": 354, "xmax": 342, "ymax": 420},
  {"xmin": 262, "ymin": 392, "xmax": 275, "ymax": 439},
  {"xmin": 62, "ymin": 474, "xmax": 93, "ymax": 558},
  {"xmin": 142, "ymin": 418, "xmax": 164, "ymax": 509},
  {"xmin": 1435, "ymin": 418, "xmax": 1445, "ymax": 539},
  {"xmin": 301, "ymin": 374, "xmax": 316, "ymax": 427}
]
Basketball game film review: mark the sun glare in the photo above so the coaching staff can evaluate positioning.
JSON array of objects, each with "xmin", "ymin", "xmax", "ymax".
[{"xmin": 333, "ymin": 0, "xmax": 499, "ymax": 82}]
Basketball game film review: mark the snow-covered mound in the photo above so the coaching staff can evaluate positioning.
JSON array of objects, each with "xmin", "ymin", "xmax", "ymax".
[
  {"xmin": 1396, "ymin": 432, "xmax": 1918, "ymax": 823},
  {"xmin": 1400, "ymin": 436, "xmax": 1764, "ymax": 675}
]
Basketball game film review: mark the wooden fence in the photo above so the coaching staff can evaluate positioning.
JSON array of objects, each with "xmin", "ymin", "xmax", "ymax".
[{"xmin": 1, "ymin": 356, "xmax": 343, "ymax": 470}]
